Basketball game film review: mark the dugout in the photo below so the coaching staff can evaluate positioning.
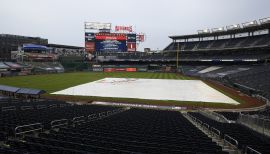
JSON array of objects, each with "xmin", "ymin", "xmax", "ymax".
[{"xmin": 0, "ymin": 85, "xmax": 46, "ymax": 100}]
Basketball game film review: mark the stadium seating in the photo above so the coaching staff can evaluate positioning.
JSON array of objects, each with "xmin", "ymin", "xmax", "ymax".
[
  {"xmin": 2, "ymin": 108, "xmax": 227, "ymax": 154},
  {"xmin": 215, "ymin": 112, "xmax": 240, "ymax": 121},
  {"xmin": 164, "ymin": 34, "xmax": 270, "ymax": 51},
  {"xmin": 189, "ymin": 112, "xmax": 270, "ymax": 153},
  {"xmin": 0, "ymin": 101, "xmax": 119, "ymax": 136}
]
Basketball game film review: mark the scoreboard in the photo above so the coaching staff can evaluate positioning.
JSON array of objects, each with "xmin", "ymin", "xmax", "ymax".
[{"xmin": 85, "ymin": 33, "xmax": 136, "ymax": 53}]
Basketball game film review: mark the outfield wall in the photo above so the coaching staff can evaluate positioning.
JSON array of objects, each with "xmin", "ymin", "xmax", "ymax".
[{"xmin": 92, "ymin": 65, "xmax": 148, "ymax": 72}]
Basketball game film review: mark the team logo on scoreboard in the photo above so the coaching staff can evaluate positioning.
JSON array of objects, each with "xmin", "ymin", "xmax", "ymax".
[{"xmin": 115, "ymin": 26, "xmax": 133, "ymax": 33}]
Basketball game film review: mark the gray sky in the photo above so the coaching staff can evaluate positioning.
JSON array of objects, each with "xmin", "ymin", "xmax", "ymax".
[{"xmin": 1, "ymin": 0, "xmax": 270, "ymax": 50}]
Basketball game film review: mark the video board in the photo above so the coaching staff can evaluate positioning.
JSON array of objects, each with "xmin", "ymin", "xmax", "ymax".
[{"xmin": 95, "ymin": 33, "xmax": 127, "ymax": 52}]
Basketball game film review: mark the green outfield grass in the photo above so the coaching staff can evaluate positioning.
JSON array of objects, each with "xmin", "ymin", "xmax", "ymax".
[
  {"xmin": 0, "ymin": 72, "xmax": 192, "ymax": 93},
  {"xmin": 0, "ymin": 72, "xmax": 254, "ymax": 108}
]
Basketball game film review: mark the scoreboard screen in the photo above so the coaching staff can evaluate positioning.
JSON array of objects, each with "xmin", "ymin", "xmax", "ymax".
[
  {"xmin": 95, "ymin": 33, "xmax": 127, "ymax": 52},
  {"xmin": 85, "ymin": 32, "xmax": 137, "ymax": 53},
  {"xmin": 96, "ymin": 40, "xmax": 127, "ymax": 52}
]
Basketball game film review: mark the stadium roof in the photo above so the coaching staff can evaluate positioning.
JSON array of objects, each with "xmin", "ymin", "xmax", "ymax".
[
  {"xmin": 47, "ymin": 44, "xmax": 84, "ymax": 49},
  {"xmin": 169, "ymin": 23, "xmax": 270, "ymax": 40}
]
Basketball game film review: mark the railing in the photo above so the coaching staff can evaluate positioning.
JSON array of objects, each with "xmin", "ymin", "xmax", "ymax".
[
  {"xmin": 49, "ymin": 104, "xmax": 58, "ymax": 108},
  {"xmin": 21, "ymin": 106, "xmax": 34, "ymax": 110},
  {"xmin": 73, "ymin": 116, "xmax": 86, "ymax": 124},
  {"xmin": 238, "ymin": 113, "xmax": 270, "ymax": 137},
  {"xmin": 1, "ymin": 106, "xmax": 16, "ymax": 111},
  {"xmin": 99, "ymin": 112, "xmax": 106, "ymax": 118},
  {"xmin": 210, "ymin": 127, "xmax": 221, "ymax": 138},
  {"xmin": 88, "ymin": 114, "xmax": 97, "ymax": 120},
  {"xmin": 51, "ymin": 119, "xmax": 68, "ymax": 128},
  {"xmin": 199, "ymin": 110, "xmax": 229, "ymax": 123},
  {"xmin": 37, "ymin": 105, "xmax": 47, "ymax": 109},
  {"xmin": 186, "ymin": 112, "xmax": 239, "ymax": 151},
  {"xmin": 246, "ymin": 146, "xmax": 262, "ymax": 154},
  {"xmin": 15, "ymin": 123, "xmax": 43, "ymax": 137},
  {"xmin": 224, "ymin": 134, "xmax": 238, "ymax": 149}
]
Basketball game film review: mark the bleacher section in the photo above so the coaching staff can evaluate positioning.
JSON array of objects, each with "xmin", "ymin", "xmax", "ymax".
[
  {"xmin": 0, "ymin": 100, "xmax": 119, "ymax": 137},
  {"xmin": 181, "ymin": 64, "xmax": 270, "ymax": 101},
  {"xmin": 215, "ymin": 112, "xmax": 240, "ymax": 121},
  {"xmin": 188, "ymin": 112, "xmax": 270, "ymax": 153},
  {"xmin": 165, "ymin": 34, "xmax": 270, "ymax": 51},
  {"xmin": 1, "ymin": 108, "xmax": 227, "ymax": 154}
]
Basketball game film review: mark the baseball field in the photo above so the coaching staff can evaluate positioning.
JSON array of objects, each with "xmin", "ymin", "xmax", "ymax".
[{"xmin": 0, "ymin": 72, "xmax": 265, "ymax": 109}]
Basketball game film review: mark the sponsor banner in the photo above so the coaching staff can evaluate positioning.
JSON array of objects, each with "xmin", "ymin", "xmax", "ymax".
[
  {"xmin": 96, "ymin": 40, "xmax": 127, "ymax": 52},
  {"xmin": 85, "ymin": 22, "xmax": 111, "ymax": 30},
  {"xmin": 85, "ymin": 33, "xmax": 95, "ymax": 42},
  {"xmin": 127, "ymin": 34, "xmax": 136, "ymax": 42},
  {"xmin": 95, "ymin": 33, "xmax": 126, "ymax": 41},
  {"xmin": 104, "ymin": 68, "xmax": 115, "ymax": 72},
  {"xmin": 92, "ymin": 68, "xmax": 103, "ymax": 72},
  {"xmin": 115, "ymin": 26, "xmax": 133, "ymax": 33},
  {"xmin": 85, "ymin": 42, "xmax": 95, "ymax": 53},
  {"xmin": 137, "ymin": 34, "xmax": 145, "ymax": 42},
  {"xmin": 126, "ymin": 68, "xmax": 137, "ymax": 72},
  {"xmin": 115, "ymin": 68, "xmax": 126, "ymax": 72},
  {"xmin": 127, "ymin": 42, "xmax": 136, "ymax": 52},
  {"xmin": 137, "ymin": 68, "xmax": 148, "ymax": 72}
]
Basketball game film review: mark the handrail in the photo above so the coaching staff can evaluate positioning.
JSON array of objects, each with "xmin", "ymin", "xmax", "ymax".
[
  {"xmin": 49, "ymin": 104, "xmax": 57, "ymax": 108},
  {"xmin": 107, "ymin": 111, "xmax": 112, "ymax": 116},
  {"xmin": 2, "ymin": 106, "xmax": 16, "ymax": 111},
  {"xmin": 73, "ymin": 116, "xmax": 86, "ymax": 124},
  {"xmin": 202, "ymin": 123, "xmax": 209, "ymax": 130},
  {"xmin": 88, "ymin": 114, "xmax": 97, "ymax": 120},
  {"xmin": 51, "ymin": 119, "xmax": 68, "ymax": 129},
  {"xmin": 15, "ymin": 123, "xmax": 43, "ymax": 137},
  {"xmin": 60, "ymin": 104, "xmax": 67, "ymax": 107},
  {"xmin": 21, "ymin": 106, "xmax": 34, "ymax": 110},
  {"xmin": 211, "ymin": 127, "xmax": 221, "ymax": 137},
  {"xmin": 37, "ymin": 105, "xmax": 47, "ymax": 109},
  {"xmin": 99, "ymin": 112, "xmax": 106, "ymax": 117},
  {"xmin": 246, "ymin": 146, "xmax": 262, "ymax": 154},
  {"xmin": 224, "ymin": 134, "xmax": 238, "ymax": 148}
]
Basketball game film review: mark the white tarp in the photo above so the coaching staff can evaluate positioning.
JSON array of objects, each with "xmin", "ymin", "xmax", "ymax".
[{"xmin": 52, "ymin": 78, "xmax": 239, "ymax": 105}]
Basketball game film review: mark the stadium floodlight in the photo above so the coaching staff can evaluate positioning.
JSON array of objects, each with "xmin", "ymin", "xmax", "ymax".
[
  {"xmin": 242, "ymin": 20, "xmax": 258, "ymax": 28},
  {"xmin": 226, "ymin": 24, "xmax": 241, "ymax": 31},
  {"xmin": 212, "ymin": 27, "xmax": 225, "ymax": 33},
  {"xmin": 197, "ymin": 29, "xmax": 211, "ymax": 34},
  {"xmin": 259, "ymin": 17, "xmax": 270, "ymax": 24}
]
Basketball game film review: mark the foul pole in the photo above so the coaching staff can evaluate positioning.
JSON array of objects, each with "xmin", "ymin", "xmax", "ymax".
[{"xmin": 176, "ymin": 43, "xmax": 179, "ymax": 69}]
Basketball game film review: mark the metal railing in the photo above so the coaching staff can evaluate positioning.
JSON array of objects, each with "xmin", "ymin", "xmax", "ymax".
[
  {"xmin": 2, "ymin": 106, "xmax": 16, "ymax": 111},
  {"xmin": 246, "ymin": 146, "xmax": 262, "ymax": 154},
  {"xmin": 15, "ymin": 123, "xmax": 43, "ymax": 137},
  {"xmin": 72, "ymin": 116, "xmax": 86, "ymax": 124},
  {"xmin": 224, "ymin": 134, "xmax": 238, "ymax": 149},
  {"xmin": 51, "ymin": 119, "xmax": 68, "ymax": 128},
  {"xmin": 21, "ymin": 106, "xmax": 34, "ymax": 110},
  {"xmin": 37, "ymin": 105, "xmax": 47, "ymax": 109},
  {"xmin": 238, "ymin": 113, "xmax": 270, "ymax": 137}
]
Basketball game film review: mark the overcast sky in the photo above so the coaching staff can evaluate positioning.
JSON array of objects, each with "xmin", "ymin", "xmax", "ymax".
[{"xmin": 1, "ymin": 0, "xmax": 270, "ymax": 50}]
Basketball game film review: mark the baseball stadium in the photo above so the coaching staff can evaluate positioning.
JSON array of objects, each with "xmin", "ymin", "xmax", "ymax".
[{"xmin": 0, "ymin": 1, "xmax": 270, "ymax": 154}]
